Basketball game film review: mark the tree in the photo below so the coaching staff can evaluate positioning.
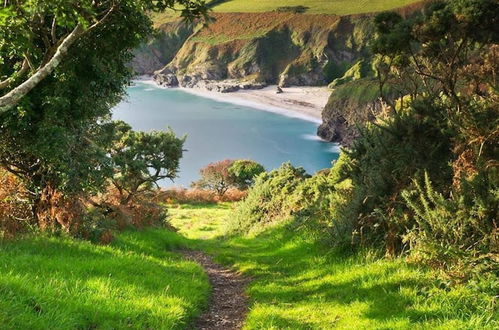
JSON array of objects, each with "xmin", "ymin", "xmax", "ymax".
[
  {"xmin": 0, "ymin": 0, "xmax": 206, "ymax": 229},
  {"xmin": 193, "ymin": 160, "xmax": 236, "ymax": 197},
  {"xmin": 339, "ymin": 0, "xmax": 499, "ymax": 256},
  {"xmin": 109, "ymin": 122, "xmax": 184, "ymax": 205},
  {"xmin": 193, "ymin": 159, "xmax": 265, "ymax": 196},
  {"xmin": 0, "ymin": 0, "xmax": 209, "ymax": 112},
  {"xmin": 229, "ymin": 160, "xmax": 265, "ymax": 189}
]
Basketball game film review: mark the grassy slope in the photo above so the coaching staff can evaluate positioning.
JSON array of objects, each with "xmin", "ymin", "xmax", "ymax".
[
  {"xmin": 169, "ymin": 203, "xmax": 498, "ymax": 329},
  {"xmin": 0, "ymin": 229, "xmax": 209, "ymax": 329},
  {"xmin": 151, "ymin": 0, "xmax": 423, "ymax": 26},
  {"xmin": 211, "ymin": 0, "xmax": 420, "ymax": 15}
]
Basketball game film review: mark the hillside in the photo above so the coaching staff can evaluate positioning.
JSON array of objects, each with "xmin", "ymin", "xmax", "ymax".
[
  {"xmin": 133, "ymin": 1, "xmax": 426, "ymax": 144},
  {"xmin": 210, "ymin": 0, "xmax": 421, "ymax": 15}
]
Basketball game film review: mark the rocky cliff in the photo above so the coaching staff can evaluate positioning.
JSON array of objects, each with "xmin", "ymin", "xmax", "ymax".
[
  {"xmin": 132, "ymin": 3, "xmax": 425, "ymax": 145},
  {"xmin": 133, "ymin": 12, "xmax": 377, "ymax": 90}
]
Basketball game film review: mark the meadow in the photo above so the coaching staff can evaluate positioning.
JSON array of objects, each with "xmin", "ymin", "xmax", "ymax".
[
  {"xmin": 0, "ymin": 230, "xmax": 209, "ymax": 329},
  {"xmin": 210, "ymin": 0, "xmax": 421, "ymax": 15},
  {"xmin": 169, "ymin": 203, "xmax": 498, "ymax": 329}
]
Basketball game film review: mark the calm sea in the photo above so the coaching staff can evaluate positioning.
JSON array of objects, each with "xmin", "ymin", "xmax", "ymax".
[{"xmin": 112, "ymin": 82, "xmax": 339, "ymax": 187}]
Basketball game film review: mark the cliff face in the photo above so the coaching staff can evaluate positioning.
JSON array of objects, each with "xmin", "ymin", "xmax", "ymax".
[
  {"xmin": 132, "ymin": 13, "xmax": 377, "ymax": 90},
  {"xmin": 317, "ymin": 79, "xmax": 383, "ymax": 146},
  {"xmin": 132, "ymin": 4, "xmax": 424, "ymax": 145},
  {"xmin": 131, "ymin": 20, "xmax": 194, "ymax": 75}
]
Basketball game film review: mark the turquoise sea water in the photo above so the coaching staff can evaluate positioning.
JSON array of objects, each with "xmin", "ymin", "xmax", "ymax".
[{"xmin": 112, "ymin": 82, "xmax": 339, "ymax": 187}]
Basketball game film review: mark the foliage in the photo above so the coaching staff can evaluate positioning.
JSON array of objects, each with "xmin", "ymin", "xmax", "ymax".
[
  {"xmin": 228, "ymin": 159, "xmax": 265, "ymax": 190},
  {"xmin": 192, "ymin": 160, "xmax": 237, "ymax": 197},
  {"xmin": 0, "ymin": 170, "xmax": 33, "ymax": 238},
  {"xmin": 226, "ymin": 163, "xmax": 308, "ymax": 234},
  {"xmin": 0, "ymin": 0, "xmax": 203, "ymax": 232},
  {"xmin": 159, "ymin": 188, "xmax": 247, "ymax": 204},
  {"xmin": 0, "ymin": 0, "xmax": 208, "ymax": 111},
  {"xmin": 0, "ymin": 229, "xmax": 209, "ymax": 329},
  {"xmin": 109, "ymin": 121, "xmax": 185, "ymax": 205},
  {"xmin": 332, "ymin": 0, "xmax": 499, "ymax": 268},
  {"xmin": 275, "ymin": 6, "xmax": 309, "ymax": 14},
  {"xmin": 193, "ymin": 159, "xmax": 264, "ymax": 196},
  {"xmin": 402, "ymin": 172, "xmax": 498, "ymax": 277}
]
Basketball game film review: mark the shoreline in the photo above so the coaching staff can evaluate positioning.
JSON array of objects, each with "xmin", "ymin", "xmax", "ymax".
[{"xmin": 135, "ymin": 77, "xmax": 330, "ymax": 125}]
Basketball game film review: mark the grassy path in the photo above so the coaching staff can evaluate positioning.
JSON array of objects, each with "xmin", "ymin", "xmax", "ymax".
[
  {"xmin": 169, "ymin": 202, "xmax": 498, "ymax": 329},
  {"xmin": 0, "ymin": 202, "xmax": 496, "ymax": 329},
  {"xmin": 182, "ymin": 250, "xmax": 249, "ymax": 329}
]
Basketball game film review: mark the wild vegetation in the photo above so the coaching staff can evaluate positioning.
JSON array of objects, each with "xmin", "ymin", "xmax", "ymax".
[
  {"xmin": 0, "ymin": 0, "xmax": 206, "ymax": 238},
  {"xmin": 0, "ymin": 0, "xmax": 497, "ymax": 329},
  {"xmin": 227, "ymin": 0, "xmax": 499, "ymax": 279}
]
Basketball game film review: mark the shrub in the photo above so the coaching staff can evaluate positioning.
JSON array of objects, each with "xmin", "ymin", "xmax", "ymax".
[
  {"xmin": 226, "ymin": 163, "xmax": 308, "ymax": 234},
  {"xmin": 402, "ymin": 172, "xmax": 498, "ymax": 277},
  {"xmin": 193, "ymin": 159, "xmax": 264, "ymax": 196},
  {"xmin": 275, "ymin": 6, "xmax": 309, "ymax": 13},
  {"xmin": 229, "ymin": 160, "xmax": 265, "ymax": 189},
  {"xmin": 159, "ymin": 187, "xmax": 247, "ymax": 204},
  {"xmin": 0, "ymin": 170, "xmax": 33, "ymax": 238}
]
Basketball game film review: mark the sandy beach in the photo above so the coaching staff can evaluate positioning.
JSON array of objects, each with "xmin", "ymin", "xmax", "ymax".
[{"xmin": 137, "ymin": 78, "xmax": 330, "ymax": 124}]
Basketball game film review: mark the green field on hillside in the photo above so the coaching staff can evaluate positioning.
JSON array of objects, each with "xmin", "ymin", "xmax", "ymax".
[
  {"xmin": 210, "ymin": 0, "xmax": 421, "ymax": 15},
  {"xmin": 151, "ymin": 0, "xmax": 422, "ymax": 25}
]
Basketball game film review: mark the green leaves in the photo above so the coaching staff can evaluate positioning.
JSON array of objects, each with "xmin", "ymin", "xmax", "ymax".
[{"xmin": 109, "ymin": 122, "xmax": 184, "ymax": 204}]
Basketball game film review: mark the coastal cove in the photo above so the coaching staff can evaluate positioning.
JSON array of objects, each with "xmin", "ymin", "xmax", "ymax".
[{"xmin": 112, "ymin": 81, "xmax": 338, "ymax": 187}]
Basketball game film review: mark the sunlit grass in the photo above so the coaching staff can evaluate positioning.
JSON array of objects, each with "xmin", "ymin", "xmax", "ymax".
[
  {"xmin": 170, "ymin": 203, "xmax": 498, "ymax": 329},
  {"xmin": 211, "ymin": 0, "xmax": 421, "ymax": 15},
  {"xmin": 0, "ymin": 229, "xmax": 209, "ymax": 329},
  {"xmin": 168, "ymin": 202, "xmax": 233, "ymax": 239}
]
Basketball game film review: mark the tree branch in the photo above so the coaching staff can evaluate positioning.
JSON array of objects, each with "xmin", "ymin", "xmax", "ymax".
[
  {"xmin": 0, "ymin": 23, "xmax": 85, "ymax": 113},
  {"xmin": 0, "ymin": 5, "xmax": 116, "ymax": 113},
  {"xmin": 0, "ymin": 58, "xmax": 29, "ymax": 90}
]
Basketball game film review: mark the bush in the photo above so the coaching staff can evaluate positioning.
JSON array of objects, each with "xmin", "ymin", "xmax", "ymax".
[
  {"xmin": 0, "ymin": 170, "xmax": 33, "ymax": 238},
  {"xmin": 341, "ymin": 99, "xmax": 453, "ymax": 254},
  {"xmin": 229, "ymin": 160, "xmax": 265, "ymax": 189},
  {"xmin": 275, "ymin": 6, "xmax": 309, "ymax": 13},
  {"xmin": 159, "ymin": 187, "xmax": 247, "ymax": 204},
  {"xmin": 226, "ymin": 163, "xmax": 308, "ymax": 234},
  {"xmin": 402, "ymin": 172, "xmax": 498, "ymax": 277}
]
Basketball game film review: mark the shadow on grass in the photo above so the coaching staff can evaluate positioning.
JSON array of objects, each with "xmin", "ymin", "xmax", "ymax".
[
  {"xmin": 0, "ymin": 229, "xmax": 209, "ymax": 329},
  {"xmin": 177, "ymin": 218, "xmax": 491, "ymax": 329}
]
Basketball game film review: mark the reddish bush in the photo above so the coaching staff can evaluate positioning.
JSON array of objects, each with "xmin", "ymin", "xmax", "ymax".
[
  {"xmin": 0, "ymin": 171, "xmax": 33, "ymax": 238},
  {"xmin": 159, "ymin": 187, "xmax": 247, "ymax": 204}
]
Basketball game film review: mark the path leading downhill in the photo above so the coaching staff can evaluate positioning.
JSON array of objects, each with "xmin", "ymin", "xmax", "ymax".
[{"xmin": 181, "ymin": 250, "xmax": 249, "ymax": 330}]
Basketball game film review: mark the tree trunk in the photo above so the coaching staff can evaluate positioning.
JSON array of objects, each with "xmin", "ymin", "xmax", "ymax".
[{"xmin": 0, "ymin": 24, "xmax": 84, "ymax": 113}]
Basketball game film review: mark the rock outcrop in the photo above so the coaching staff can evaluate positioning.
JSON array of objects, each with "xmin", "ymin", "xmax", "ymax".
[
  {"xmin": 131, "ymin": 3, "xmax": 426, "ymax": 145},
  {"xmin": 131, "ymin": 13, "xmax": 377, "ymax": 89}
]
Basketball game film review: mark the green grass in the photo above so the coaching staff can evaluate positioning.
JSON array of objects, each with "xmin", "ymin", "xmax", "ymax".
[
  {"xmin": 168, "ymin": 202, "xmax": 234, "ymax": 239},
  {"xmin": 0, "ymin": 229, "xmax": 209, "ymax": 329},
  {"xmin": 211, "ymin": 0, "xmax": 421, "ymax": 15},
  {"xmin": 1, "ymin": 203, "xmax": 496, "ymax": 329},
  {"xmin": 169, "ymin": 203, "xmax": 499, "ymax": 329}
]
